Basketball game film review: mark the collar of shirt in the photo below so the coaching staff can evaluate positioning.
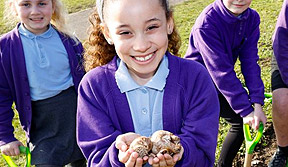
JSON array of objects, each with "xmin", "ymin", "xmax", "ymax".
[
  {"xmin": 18, "ymin": 23, "xmax": 53, "ymax": 39},
  {"xmin": 115, "ymin": 55, "xmax": 169, "ymax": 93}
]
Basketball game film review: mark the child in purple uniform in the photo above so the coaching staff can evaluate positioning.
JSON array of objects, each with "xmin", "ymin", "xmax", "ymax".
[
  {"xmin": 0, "ymin": 0, "xmax": 85, "ymax": 166},
  {"xmin": 185, "ymin": 0, "xmax": 267, "ymax": 166},
  {"xmin": 76, "ymin": 0, "xmax": 220, "ymax": 166},
  {"xmin": 269, "ymin": 0, "xmax": 288, "ymax": 166}
]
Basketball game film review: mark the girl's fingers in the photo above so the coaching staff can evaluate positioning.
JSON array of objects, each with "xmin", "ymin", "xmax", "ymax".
[
  {"xmin": 135, "ymin": 158, "xmax": 144, "ymax": 167},
  {"xmin": 173, "ymin": 155, "xmax": 179, "ymax": 162},
  {"xmin": 115, "ymin": 136, "xmax": 128, "ymax": 152},
  {"xmin": 157, "ymin": 154, "xmax": 168, "ymax": 166},
  {"xmin": 254, "ymin": 117, "xmax": 260, "ymax": 130},
  {"xmin": 116, "ymin": 142, "xmax": 127, "ymax": 152},
  {"xmin": 126, "ymin": 152, "xmax": 140, "ymax": 167},
  {"xmin": 148, "ymin": 156, "xmax": 154, "ymax": 165},
  {"xmin": 118, "ymin": 148, "xmax": 133, "ymax": 163},
  {"xmin": 152, "ymin": 163, "xmax": 160, "ymax": 167},
  {"xmin": 164, "ymin": 154, "xmax": 174, "ymax": 166},
  {"xmin": 149, "ymin": 156, "xmax": 160, "ymax": 166}
]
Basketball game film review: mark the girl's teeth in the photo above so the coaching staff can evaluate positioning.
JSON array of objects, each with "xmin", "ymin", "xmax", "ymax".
[{"xmin": 135, "ymin": 54, "xmax": 153, "ymax": 62}]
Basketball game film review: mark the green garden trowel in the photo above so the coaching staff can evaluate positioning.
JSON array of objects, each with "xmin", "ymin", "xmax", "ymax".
[{"xmin": 244, "ymin": 122, "xmax": 264, "ymax": 167}]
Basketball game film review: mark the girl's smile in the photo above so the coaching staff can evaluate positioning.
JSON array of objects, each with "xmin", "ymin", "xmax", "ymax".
[
  {"xmin": 223, "ymin": 0, "xmax": 252, "ymax": 16},
  {"xmin": 132, "ymin": 52, "xmax": 155, "ymax": 63}
]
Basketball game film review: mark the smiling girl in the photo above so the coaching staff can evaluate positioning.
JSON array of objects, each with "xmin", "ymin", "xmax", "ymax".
[
  {"xmin": 77, "ymin": 0, "xmax": 220, "ymax": 166},
  {"xmin": 0, "ymin": 0, "xmax": 86, "ymax": 166}
]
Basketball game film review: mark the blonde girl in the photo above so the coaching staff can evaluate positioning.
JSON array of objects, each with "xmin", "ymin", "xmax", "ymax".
[
  {"xmin": 77, "ymin": 0, "xmax": 220, "ymax": 166},
  {"xmin": 0, "ymin": 0, "xmax": 86, "ymax": 166}
]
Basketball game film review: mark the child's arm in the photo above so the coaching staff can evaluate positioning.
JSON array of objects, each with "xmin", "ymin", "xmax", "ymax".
[
  {"xmin": 77, "ymin": 74, "xmax": 124, "ymax": 167},
  {"xmin": 0, "ymin": 59, "xmax": 18, "ymax": 149},
  {"xmin": 238, "ymin": 14, "xmax": 265, "ymax": 108},
  {"xmin": 192, "ymin": 27, "xmax": 259, "ymax": 117}
]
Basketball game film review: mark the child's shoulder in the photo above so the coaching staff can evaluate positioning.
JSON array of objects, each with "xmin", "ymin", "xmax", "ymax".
[
  {"xmin": 248, "ymin": 8, "xmax": 261, "ymax": 20},
  {"xmin": 168, "ymin": 54, "xmax": 208, "ymax": 76},
  {"xmin": 0, "ymin": 28, "xmax": 19, "ymax": 53},
  {"xmin": 0, "ymin": 27, "xmax": 18, "ymax": 43}
]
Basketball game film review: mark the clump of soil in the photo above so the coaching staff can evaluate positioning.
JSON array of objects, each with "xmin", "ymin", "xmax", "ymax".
[{"xmin": 233, "ymin": 122, "xmax": 277, "ymax": 166}]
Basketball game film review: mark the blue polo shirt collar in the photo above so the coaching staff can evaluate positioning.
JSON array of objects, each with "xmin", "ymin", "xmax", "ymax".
[
  {"xmin": 18, "ymin": 23, "xmax": 53, "ymax": 39},
  {"xmin": 115, "ymin": 55, "xmax": 169, "ymax": 93}
]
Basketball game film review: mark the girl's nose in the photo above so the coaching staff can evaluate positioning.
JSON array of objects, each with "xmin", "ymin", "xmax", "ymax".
[
  {"xmin": 133, "ymin": 34, "xmax": 151, "ymax": 52},
  {"xmin": 30, "ymin": 6, "xmax": 40, "ymax": 14}
]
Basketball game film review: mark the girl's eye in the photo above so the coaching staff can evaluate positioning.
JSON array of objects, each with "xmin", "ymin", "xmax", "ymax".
[
  {"xmin": 119, "ymin": 31, "xmax": 131, "ymax": 35},
  {"xmin": 39, "ymin": 2, "xmax": 47, "ymax": 6},
  {"xmin": 147, "ymin": 25, "xmax": 159, "ymax": 31},
  {"xmin": 22, "ymin": 3, "xmax": 30, "ymax": 7}
]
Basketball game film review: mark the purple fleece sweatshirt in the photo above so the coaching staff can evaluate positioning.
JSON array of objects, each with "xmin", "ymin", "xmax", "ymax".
[
  {"xmin": 185, "ymin": 0, "xmax": 264, "ymax": 117},
  {"xmin": 77, "ymin": 52, "xmax": 220, "ymax": 167},
  {"xmin": 0, "ymin": 24, "xmax": 85, "ymax": 146},
  {"xmin": 273, "ymin": 0, "xmax": 288, "ymax": 86}
]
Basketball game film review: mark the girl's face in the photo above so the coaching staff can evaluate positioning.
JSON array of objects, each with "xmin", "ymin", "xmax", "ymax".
[
  {"xmin": 223, "ymin": 0, "xmax": 252, "ymax": 16},
  {"xmin": 102, "ymin": 0, "xmax": 173, "ymax": 84},
  {"xmin": 14, "ymin": 0, "xmax": 54, "ymax": 35}
]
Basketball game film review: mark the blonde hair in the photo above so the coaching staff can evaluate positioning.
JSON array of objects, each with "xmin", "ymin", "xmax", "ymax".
[
  {"xmin": 84, "ymin": 0, "xmax": 181, "ymax": 72},
  {"xmin": 4, "ymin": 0, "xmax": 78, "ymax": 42}
]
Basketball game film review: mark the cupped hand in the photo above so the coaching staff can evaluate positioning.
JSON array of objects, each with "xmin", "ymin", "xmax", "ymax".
[
  {"xmin": 116, "ymin": 132, "xmax": 148, "ymax": 166},
  {"xmin": 115, "ymin": 132, "xmax": 141, "ymax": 152},
  {"xmin": 148, "ymin": 146, "xmax": 184, "ymax": 167}
]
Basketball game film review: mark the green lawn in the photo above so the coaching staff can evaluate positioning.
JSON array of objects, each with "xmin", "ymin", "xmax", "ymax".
[
  {"xmin": 0, "ymin": 0, "xmax": 6, "ymax": 34},
  {"xmin": 0, "ymin": 0, "xmax": 284, "ymax": 166}
]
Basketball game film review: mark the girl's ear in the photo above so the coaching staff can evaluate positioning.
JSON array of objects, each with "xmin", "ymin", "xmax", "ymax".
[
  {"xmin": 100, "ymin": 23, "xmax": 114, "ymax": 45},
  {"xmin": 167, "ymin": 17, "xmax": 174, "ymax": 35}
]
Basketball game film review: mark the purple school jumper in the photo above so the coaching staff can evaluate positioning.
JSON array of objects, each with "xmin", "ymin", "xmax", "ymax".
[
  {"xmin": 273, "ymin": 0, "xmax": 288, "ymax": 86},
  {"xmin": 0, "ymin": 24, "xmax": 85, "ymax": 146},
  {"xmin": 77, "ymin": 52, "xmax": 220, "ymax": 167},
  {"xmin": 185, "ymin": 0, "xmax": 264, "ymax": 117}
]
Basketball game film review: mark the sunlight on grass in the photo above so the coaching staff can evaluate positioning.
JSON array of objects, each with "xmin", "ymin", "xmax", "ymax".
[{"xmin": 62, "ymin": 0, "xmax": 94, "ymax": 14}]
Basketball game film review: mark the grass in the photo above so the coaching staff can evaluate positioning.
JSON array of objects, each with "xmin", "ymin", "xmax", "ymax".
[
  {"xmin": 0, "ymin": 0, "xmax": 284, "ymax": 166},
  {"xmin": 61, "ymin": 0, "xmax": 94, "ymax": 14},
  {"xmin": 0, "ymin": 0, "xmax": 6, "ymax": 34}
]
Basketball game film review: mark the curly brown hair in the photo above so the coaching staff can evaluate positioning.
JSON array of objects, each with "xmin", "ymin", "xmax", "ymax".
[{"xmin": 83, "ymin": 0, "xmax": 181, "ymax": 72}]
